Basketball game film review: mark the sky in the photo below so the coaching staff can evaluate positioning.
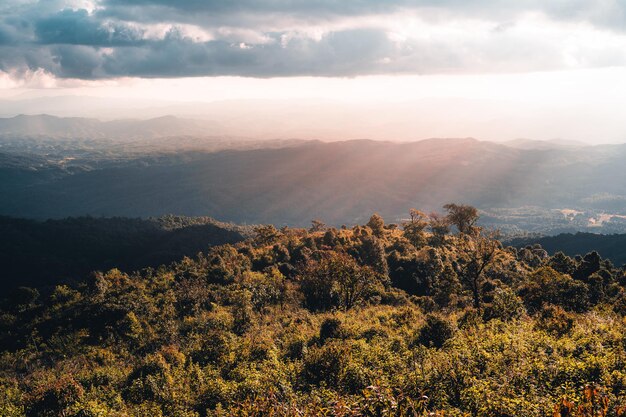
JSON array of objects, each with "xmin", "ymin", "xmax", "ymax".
[{"xmin": 2, "ymin": 0, "xmax": 626, "ymax": 143}]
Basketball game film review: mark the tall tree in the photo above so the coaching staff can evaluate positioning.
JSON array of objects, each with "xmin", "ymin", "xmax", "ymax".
[
  {"xmin": 367, "ymin": 213, "xmax": 385, "ymax": 237},
  {"xmin": 404, "ymin": 208, "xmax": 429, "ymax": 248},
  {"xmin": 444, "ymin": 203, "xmax": 479, "ymax": 235},
  {"xmin": 454, "ymin": 231, "xmax": 504, "ymax": 308}
]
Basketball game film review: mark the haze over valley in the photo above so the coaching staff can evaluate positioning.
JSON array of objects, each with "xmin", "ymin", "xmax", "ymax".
[{"xmin": 1, "ymin": 114, "xmax": 625, "ymax": 234}]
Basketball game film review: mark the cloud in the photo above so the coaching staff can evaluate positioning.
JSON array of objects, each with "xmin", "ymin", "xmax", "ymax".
[
  {"xmin": 35, "ymin": 9, "xmax": 145, "ymax": 46},
  {"xmin": 97, "ymin": 0, "xmax": 626, "ymax": 31},
  {"xmin": 2, "ymin": 0, "xmax": 626, "ymax": 80}
]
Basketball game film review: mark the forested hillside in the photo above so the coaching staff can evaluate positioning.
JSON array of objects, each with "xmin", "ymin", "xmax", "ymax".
[
  {"xmin": 2, "ymin": 205, "xmax": 626, "ymax": 416},
  {"xmin": 511, "ymin": 232, "xmax": 626, "ymax": 267},
  {"xmin": 2, "ymin": 136, "xmax": 626, "ymax": 228},
  {"xmin": 0, "ymin": 215, "xmax": 250, "ymax": 289}
]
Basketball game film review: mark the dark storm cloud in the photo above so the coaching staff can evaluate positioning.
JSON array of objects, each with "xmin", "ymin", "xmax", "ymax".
[
  {"xmin": 1, "ymin": 0, "xmax": 626, "ymax": 79},
  {"xmin": 98, "ymin": 0, "xmax": 626, "ymax": 30},
  {"xmin": 33, "ymin": 27, "xmax": 563, "ymax": 79},
  {"xmin": 35, "ymin": 9, "xmax": 145, "ymax": 46},
  {"xmin": 0, "ymin": 25, "xmax": 14, "ymax": 45},
  {"xmin": 44, "ymin": 29, "xmax": 404, "ymax": 79},
  {"xmin": 98, "ymin": 0, "xmax": 414, "ymax": 21}
]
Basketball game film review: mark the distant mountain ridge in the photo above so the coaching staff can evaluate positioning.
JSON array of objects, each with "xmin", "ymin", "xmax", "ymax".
[
  {"xmin": 510, "ymin": 232, "xmax": 626, "ymax": 266},
  {"xmin": 0, "ymin": 96, "xmax": 622, "ymax": 143},
  {"xmin": 503, "ymin": 138, "xmax": 588, "ymax": 150},
  {"xmin": 2, "ymin": 136, "xmax": 626, "ymax": 225},
  {"xmin": 0, "ymin": 114, "xmax": 223, "ymax": 139}
]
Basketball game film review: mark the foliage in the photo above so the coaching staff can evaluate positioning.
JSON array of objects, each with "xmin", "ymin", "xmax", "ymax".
[
  {"xmin": 415, "ymin": 314, "xmax": 455, "ymax": 348},
  {"xmin": 2, "ymin": 205, "xmax": 626, "ymax": 416},
  {"xmin": 0, "ymin": 215, "xmax": 247, "ymax": 290}
]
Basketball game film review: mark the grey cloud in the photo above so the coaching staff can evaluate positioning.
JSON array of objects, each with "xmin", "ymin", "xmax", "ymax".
[
  {"xmin": 0, "ymin": 25, "xmax": 14, "ymax": 45},
  {"xmin": 32, "ymin": 27, "xmax": 567, "ymax": 79},
  {"xmin": 51, "ymin": 44, "xmax": 105, "ymax": 78},
  {"xmin": 51, "ymin": 29, "xmax": 396, "ymax": 78},
  {"xmin": 35, "ymin": 9, "xmax": 145, "ymax": 46},
  {"xmin": 2, "ymin": 0, "xmax": 626, "ymax": 80},
  {"xmin": 0, "ymin": 44, "xmax": 58, "ymax": 74},
  {"xmin": 98, "ymin": 0, "xmax": 626, "ymax": 30},
  {"xmin": 99, "ymin": 0, "xmax": 414, "ymax": 20},
  {"xmin": 0, "ymin": 15, "xmax": 33, "ymax": 44}
]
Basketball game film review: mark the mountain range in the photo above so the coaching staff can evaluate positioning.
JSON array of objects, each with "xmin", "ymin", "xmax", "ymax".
[
  {"xmin": 1, "ymin": 116, "xmax": 625, "ymax": 226},
  {"xmin": 0, "ymin": 114, "xmax": 222, "ymax": 139}
]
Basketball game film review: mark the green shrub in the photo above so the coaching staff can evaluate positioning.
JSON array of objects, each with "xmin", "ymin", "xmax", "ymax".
[
  {"xmin": 415, "ymin": 314, "xmax": 455, "ymax": 348},
  {"xmin": 535, "ymin": 304, "xmax": 575, "ymax": 336},
  {"xmin": 483, "ymin": 288, "xmax": 525, "ymax": 322},
  {"xmin": 319, "ymin": 317, "xmax": 344, "ymax": 343},
  {"xmin": 520, "ymin": 267, "xmax": 590, "ymax": 313},
  {"xmin": 301, "ymin": 342, "xmax": 350, "ymax": 388}
]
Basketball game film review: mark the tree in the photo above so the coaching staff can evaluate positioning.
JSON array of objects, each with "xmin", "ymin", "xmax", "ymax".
[
  {"xmin": 548, "ymin": 251, "xmax": 577, "ymax": 276},
  {"xmin": 454, "ymin": 232, "xmax": 504, "ymax": 308},
  {"xmin": 232, "ymin": 289, "xmax": 253, "ymax": 335},
  {"xmin": 483, "ymin": 288, "xmax": 525, "ymax": 321},
  {"xmin": 428, "ymin": 212, "xmax": 450, "ymax": 246},
  {"xmin": 367, "ymin": 213, "xmax": 385, "ymax": 237},
  {"xmin": 355, "ymin": 235, "xmax": 389, "ymax": 276},
  {"xmin": 299, "ymin": 252, "xmax": 380, "ymax": 310},
  {"xmin": 192, "ymin": 245, "xmax": 251, "ymax": 284},
  {"xmin": 404, "ymin": 209, "xmax": 429, "ymax": 248},
  {"xmin": 431, "ymin": 264, "xmax": 461, "ymax": 307},
  {"xmin": 335, "ymin": 255, "xmax": 379, "ymax": 310},
  {"xmin": 519, "ymin": 267, "xmax": 590, "ymax": 313},
  {"xmin": 310, "ymin": 219, "xmax": 327, "ymax": 233},
  {"xmin": 254, "ymin": 224, "xmax": 281, "ymax": 245},
  {"xmin": 443, "ymin": 203, "xmax": 479, "ymax": 235},
  {"xmin": 573, "ymin": 251, "xmax": 602, "ymax": 281}
]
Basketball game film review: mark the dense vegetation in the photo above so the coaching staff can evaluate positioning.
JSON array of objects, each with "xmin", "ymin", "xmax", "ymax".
[
  {"xmin": 0, "ymin": 215, "xmax": 249, "ymax": 289},
  {"xmin": 2, "ymin": 205, "xmax": 626, "ymax": 416},
  {"xmin": 511, "ymin": 232, "xmax": 626, "ymax": 267}
]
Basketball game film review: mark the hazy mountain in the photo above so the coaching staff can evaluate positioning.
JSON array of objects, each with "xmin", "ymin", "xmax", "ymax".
[
  {"xmin": 0, "ymin": 114, "xmax": 103, "ymax": 137},
  {"xmin": 0, "ymin": 95, "xmax": 181, "ymax": 118},
  {"xmin": 3, "ymin": 97, "xmax": 622, "ymax": 143},
  {"xmin": 0, "ymin": 114, "xmax": 223, "ymax": 139},
  {"xmin": 502, "ymin": 138, "xmax": 587, "ymax": 150},
  {"xmin": 2, "ymin": 137, "xmax": 625, "ymax": 226}
]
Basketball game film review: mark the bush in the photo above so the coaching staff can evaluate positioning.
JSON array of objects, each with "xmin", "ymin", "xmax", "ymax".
[
  {"xmin": 190, "ymin": 330, "xmax": 232, "ymax": 366},
  {"xmin": 458, "ymin": 307, "xmax": 483, "ymax": 329},
  {"xmin": 231, "ymin": 290, "xmax": 253, "ymax": 335},
  {"xmin": 27, "ymin": 376, "xmax": 84, "ymax": 417},
  {"xmin": 415, "ymin": 314, "xmax": 455, "ymax": 348},
  {"xmin": 483, "ymin": 288, "xmax": 526, "ymax": 322},
  {"xmin": 299, "ymin": 252, "xmax": 381, "ymax": 311},
  {"xmin": 301, "ymin": 342, "xmax": 350, "ymax": 388},
  {"xmin": 284, "ymin": 337, "xmax": 308, "ymax": 360},
  {"xmin": 535, "ymin": 304, "xmax": 575, "ymax": 336},
  {"xmin": 520, "ymin": 267, "xmax": 590, "ymax": 313},
  {"xmin": 319, "ymin": 317, "xmax": 344, "ymax": 343},
  {"xmin": 342, "ymin": 363, "xmax": 369, "ymax": 394}
]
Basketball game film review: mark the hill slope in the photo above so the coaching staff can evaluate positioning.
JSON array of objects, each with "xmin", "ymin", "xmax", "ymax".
[
  {"xmin": 510, "ymin": 232, "xmax": 626, "ymax": 266},
  {"xmin": 2, "ymin": 212, "xmax": 626, "ymax": 416},
  {"xmin": 0, "ymin": 215, "xmax": 249, "ymax": 289},
  {"xmin": 2, "ymin": 138, "xmax": 626, "ymax": 226}
]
